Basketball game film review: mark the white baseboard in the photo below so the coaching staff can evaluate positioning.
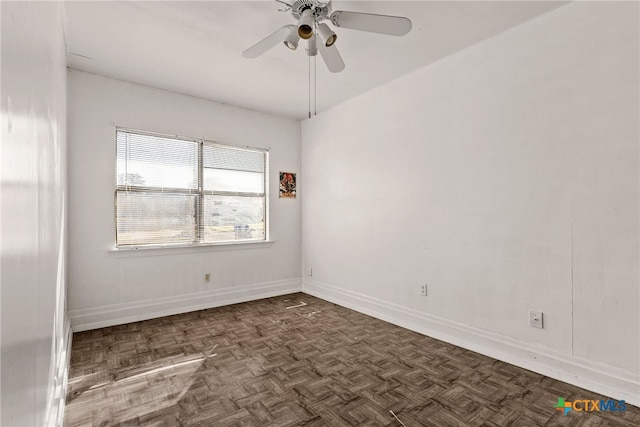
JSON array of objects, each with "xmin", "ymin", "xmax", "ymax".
[
  {"xmin": 70, "ymin": 278, "xmax": 302, "ymax": 332},
  {"xmin": 302, "ymin": 278, "xmax": 639, "ymax": 407}
]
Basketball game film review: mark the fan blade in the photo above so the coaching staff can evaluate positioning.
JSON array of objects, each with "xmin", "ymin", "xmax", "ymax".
[
  {"xmin": 242, "ymin": 25, "xmax": 295, "ymax": 58},
  {"xmin": 330, "ymin": 11, "xmax": 411, "ymax": 36},
  {"xmin": 318, "ymin": 43, "xmax": 345, "ymax": 73}
]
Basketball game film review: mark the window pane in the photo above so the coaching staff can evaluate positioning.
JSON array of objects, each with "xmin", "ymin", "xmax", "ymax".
[
  {"xmin": 203, "ymin": 169, "xmax": 264, "ymax": 193},
  {"xmin": 116, "ymin": 131, "xmax": 198, "ymax": 190},
  {"xmin": 116, "ymin": 192, "xmax": 196, "ymax": 246},
  {"xmin": 202, "ymin": 195, "xmax": 265, "ymax": 242}
]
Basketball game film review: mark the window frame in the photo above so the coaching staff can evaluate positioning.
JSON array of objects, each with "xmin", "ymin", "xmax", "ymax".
[{"xmin": 114, "ymin": 127, "xmax": 268, "ymax": 249}]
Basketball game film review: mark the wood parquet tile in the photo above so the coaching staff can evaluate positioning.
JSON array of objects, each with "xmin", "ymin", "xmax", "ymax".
[{"xmin": 64, "ymin": 293, "xmax": 640, "ymax": 426}]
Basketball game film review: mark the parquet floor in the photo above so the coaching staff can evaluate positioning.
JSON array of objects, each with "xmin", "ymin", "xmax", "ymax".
[{"xmin": 64, "ymin": 293, "xmax": 639, "ymax": 426}]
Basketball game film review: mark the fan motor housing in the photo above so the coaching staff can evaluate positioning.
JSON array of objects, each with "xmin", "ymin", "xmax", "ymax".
[{"xmin": 290, "ymin": 0, "xmax": 331, "ymax": 20}]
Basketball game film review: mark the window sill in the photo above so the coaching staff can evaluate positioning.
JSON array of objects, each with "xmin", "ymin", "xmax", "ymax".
[{"xmin": 108, "ymin": 240, "xmax": 275, "ymax": 257}]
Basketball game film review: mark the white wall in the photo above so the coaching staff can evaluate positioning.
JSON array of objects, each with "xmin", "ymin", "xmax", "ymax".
[
  {"xmin": 1, "ymin": 1, "xmax": 69, "ymax": 425},
  {"xmin": 67, "ymin": 70, "xmax": 301, "ymax": 330},
  {"xmin": 302, "ymin": 2, "xmax": 639, "ymax": 404}
]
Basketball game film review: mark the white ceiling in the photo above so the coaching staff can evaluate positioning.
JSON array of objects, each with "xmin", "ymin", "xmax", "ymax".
[{"xmin": 64, "ymin": 1, "xmax": 567, "ymax": 120}]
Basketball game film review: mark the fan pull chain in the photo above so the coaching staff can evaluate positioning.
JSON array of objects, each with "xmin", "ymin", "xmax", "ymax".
[
  {"xmin": 308, "ymin": 54, "xmax": 311, "ymax": 119},
  {"xmin": 308, "ymin": 32, "xmax": 318, "ymax": 118}
]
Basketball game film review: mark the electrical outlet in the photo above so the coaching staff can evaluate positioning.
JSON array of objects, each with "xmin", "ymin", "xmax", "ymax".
[
  {"xmin": 529, "ymin": 310, "xmax": 543, "ymax": 329},
  {"xmin": 307, "ymin": 267, "xmax": 312, "ymax": 277},
  {"xmin": 204, "ymin": 273, "xmax": 211, "ymax": 283},
  {"xmin": 420, "ymin": 284, "xmax": 427, "ymax": 296}
]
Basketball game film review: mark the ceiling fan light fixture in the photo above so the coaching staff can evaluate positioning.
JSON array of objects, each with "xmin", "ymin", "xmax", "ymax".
[
  {"xmin": 283, "ymin": 26, "xmax": 300, "ymax": 50},
  {"xmin": 317, "ymin": 23, "xmax": 337, "ymax": 47},
  {"xmin": 307, "ymin": 33, "xmax": 318, "ymax": 56},
  {"xmin": 298, "ymin": 8, "xmax": 314, "ymax": 40}
]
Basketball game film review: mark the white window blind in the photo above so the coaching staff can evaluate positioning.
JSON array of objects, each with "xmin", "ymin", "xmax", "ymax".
[{"xmin": 115, "ymin": 129, "xmax": 267, "ymax": 247}]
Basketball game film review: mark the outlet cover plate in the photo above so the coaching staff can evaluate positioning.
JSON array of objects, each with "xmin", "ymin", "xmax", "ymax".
[{"xmin": 529, "ymin": 310, "xmax": 543, "ymax": 329}]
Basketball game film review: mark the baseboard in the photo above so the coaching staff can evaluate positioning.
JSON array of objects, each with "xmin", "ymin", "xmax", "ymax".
[
  {"xmin": 70, "ymin": 278, "xmax": 302, "ymax": 332},
  {"xmin": 45, "ymin": 317, "xmax": 72, "ymax": 427},
  {"xmin": 302, "ymin": 279, "xmax": 640, "ymax": 407}
]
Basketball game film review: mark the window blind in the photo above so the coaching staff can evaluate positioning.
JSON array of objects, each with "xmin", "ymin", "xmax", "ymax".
[{"xmin": 116, "ymin": 131, "xmax": 198, "ymax": 191}]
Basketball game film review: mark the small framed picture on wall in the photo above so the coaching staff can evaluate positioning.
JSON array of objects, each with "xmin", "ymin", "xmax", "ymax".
[{"xmin": 279, "ymin": 172, "xmax": 296, "ymax": 198}]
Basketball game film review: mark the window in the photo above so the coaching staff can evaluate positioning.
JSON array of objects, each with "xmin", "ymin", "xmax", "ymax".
[{"xmin": 115, "ymin": 129, "xmax": 267, "ymax": 247}]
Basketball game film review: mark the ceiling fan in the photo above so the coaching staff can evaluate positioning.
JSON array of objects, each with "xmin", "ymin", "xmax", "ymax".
[{"xmin": 242, "ymin": 0, "xmax": 412, "ymax": 73}]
